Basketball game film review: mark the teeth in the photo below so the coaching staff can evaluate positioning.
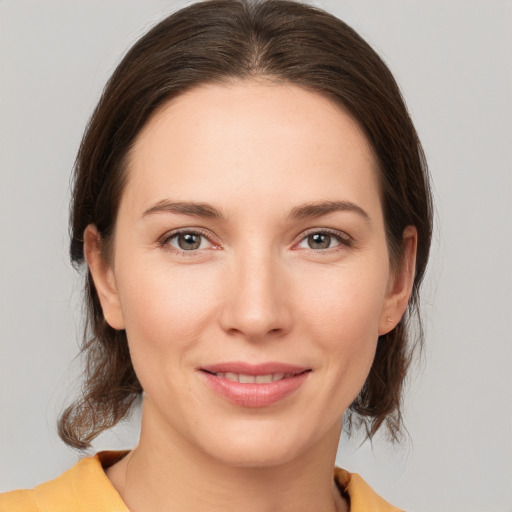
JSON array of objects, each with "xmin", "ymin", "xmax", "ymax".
[
  {"xmin": 217, "ymin": 372, "xmax": 289, "ymax": 383},
  {"xmin": 255, "ymin": 374, "xmax": 273, "ymax": 383},
  {"xmin": 239, "ymin": 374, "xmax": 255, "ymax": 383}
]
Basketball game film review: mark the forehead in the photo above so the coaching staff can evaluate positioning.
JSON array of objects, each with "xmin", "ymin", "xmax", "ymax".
[{"xmin": 122, "ymin": 80, "xmax": 381, "ymax": 220}]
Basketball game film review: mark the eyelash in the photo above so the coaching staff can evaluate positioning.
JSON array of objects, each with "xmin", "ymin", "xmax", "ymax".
[
  {"xmin": 158, "ymin": 228, "xmax": 219, "ymax": 256},
  {"xmin": 293, "ymin": 228, "xmax": 353, "ymax": 253},
  {"xmin": 158, "ymin": 227, "xmax": 353, "ymax": 256}
]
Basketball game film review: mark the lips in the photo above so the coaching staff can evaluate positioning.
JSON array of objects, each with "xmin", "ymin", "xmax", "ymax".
[{"xmin": 199, "ymin": 362, "xmax": 311, "ymax": 408}]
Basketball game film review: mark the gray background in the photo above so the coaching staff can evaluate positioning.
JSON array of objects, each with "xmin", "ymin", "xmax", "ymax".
[{"xmin": 1, "ymin": 1, "xmax": 511, "ymax": 511}]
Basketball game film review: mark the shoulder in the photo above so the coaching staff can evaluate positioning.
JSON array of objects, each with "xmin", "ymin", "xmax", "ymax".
[
  {"xmin": 0, "ymin": 489, "xmax": 38, "ymax": 512},
  {"xmin": 334, "ymin": 467, "xmax": 404, "ymax": 512},
  {"xmin": 0, "ymin": 452, "xmax": 129, "ymax": 512}
]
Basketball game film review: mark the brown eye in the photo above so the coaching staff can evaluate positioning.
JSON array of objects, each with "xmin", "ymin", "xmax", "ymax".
[
  {"xmin": 178, "ymin": 233, "xmax": 201, "ymax": 250},
  {"xmin": 307, "ymin": 233, "xmax": 332, "ymax": 250},
  {"xmin": 167, "ymin": 231, "xmax": 210, "ymax": 251}
]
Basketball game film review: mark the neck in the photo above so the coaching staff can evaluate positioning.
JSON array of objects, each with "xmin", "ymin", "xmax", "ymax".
[{"xmin": 107, "ymin": 401, "xmax": 348, "ymax": 512}]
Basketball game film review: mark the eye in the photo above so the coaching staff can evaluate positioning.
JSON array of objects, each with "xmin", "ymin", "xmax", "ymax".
[
  {"xmin": 295, "ymin": 230, "xmax": 351, "ymax": 251},
  {"xmin": 164, "ymin": 230, "xmax": 214, "ymax": 252}
]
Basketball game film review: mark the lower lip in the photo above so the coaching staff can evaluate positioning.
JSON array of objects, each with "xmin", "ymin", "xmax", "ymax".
[{"xmin": 200, "ymin": 371, "xmax": 310, "ymax": 408}]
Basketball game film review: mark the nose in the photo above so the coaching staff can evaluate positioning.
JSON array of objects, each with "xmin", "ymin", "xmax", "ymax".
[{"xmin": 219, "ymin": 248, "xmax": 293, "ymax": 341}]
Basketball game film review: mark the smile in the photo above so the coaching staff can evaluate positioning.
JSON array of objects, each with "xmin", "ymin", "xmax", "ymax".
[{"xmin": 199, "ymin": 363, "xmax": 311, "ymax": 407}]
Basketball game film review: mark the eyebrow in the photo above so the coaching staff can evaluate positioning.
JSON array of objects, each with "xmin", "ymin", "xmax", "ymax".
[
  {"xmin": 142, "ymin": 200, "xmax": 224, "ymax": 219},
  {"xmin": 142, "ymin": 199, "xmax": 371, "ymax": 223},
  {"xmin": 288, "ymin": 200, "xmax": 371, "ymax": 223}
]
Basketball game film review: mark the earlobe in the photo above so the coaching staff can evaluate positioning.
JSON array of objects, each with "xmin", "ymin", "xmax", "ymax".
[
  {"xmin": 83, "ymin": 224, "xmax": 125, "ymax": 330},
  {"xmin": 378, "ymin": 226, "xmax": 417, "ymax": 335}
]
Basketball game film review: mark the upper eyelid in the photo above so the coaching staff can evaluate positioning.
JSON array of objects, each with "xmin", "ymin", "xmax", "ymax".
[
  {"xmin": 160, "ymin": 227, "xmax": 215, "ymax": 241},
  {"xmin": 300, "ymin": 227, "xmax": 351, "ymax": 237}
]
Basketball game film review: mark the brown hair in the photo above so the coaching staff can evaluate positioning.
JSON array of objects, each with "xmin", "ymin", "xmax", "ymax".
[{"xmin": 60, "ymin": 0, "xmax": 432, "ymax": 449}]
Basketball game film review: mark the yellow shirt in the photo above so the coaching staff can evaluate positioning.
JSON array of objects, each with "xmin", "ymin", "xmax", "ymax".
[{"xmin": 0, "ymin": 451, "xmax": 403, "ymax": 512}]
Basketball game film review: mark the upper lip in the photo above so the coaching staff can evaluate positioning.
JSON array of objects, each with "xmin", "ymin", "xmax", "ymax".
[{"xmin": 200, "ymin": 362, "xmax": 309, "ymax": 376}]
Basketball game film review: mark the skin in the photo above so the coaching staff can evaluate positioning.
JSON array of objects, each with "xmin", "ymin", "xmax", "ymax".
[{"xmin": 85, "ymin": 81, "xmax": 417, "ymax": 512}]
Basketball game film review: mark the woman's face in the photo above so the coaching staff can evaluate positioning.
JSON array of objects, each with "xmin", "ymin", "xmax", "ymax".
[{"xmin": 87, "ymin": 81, "xmax": 415, "ymax": 467}]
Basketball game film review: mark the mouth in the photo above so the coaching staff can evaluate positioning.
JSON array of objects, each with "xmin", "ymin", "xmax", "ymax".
[
  {"xmin": 205, "ymin": 371, "xmax": 299, "ymax": 383},
  {"xmin": 199, "ymin": 362, "xmax": 311, "ymax": 407}
]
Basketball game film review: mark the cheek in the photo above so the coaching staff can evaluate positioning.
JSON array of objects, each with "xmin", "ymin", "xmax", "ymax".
[
  {"xmin": 298, "ymin": 262, "xmax": 388, "ymax": 394},
  {"xmin": 299, "ymin": 261, "xmax": 389, "ymax": 339},
  {"xmin": 114, "ymin": 258, "xmax": 221, "ymax": 362}
]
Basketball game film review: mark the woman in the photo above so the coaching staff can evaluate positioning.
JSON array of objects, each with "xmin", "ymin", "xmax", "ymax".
[{"xmin": 0, "ymin": 0, "xmax": 432, "ymax": 511}]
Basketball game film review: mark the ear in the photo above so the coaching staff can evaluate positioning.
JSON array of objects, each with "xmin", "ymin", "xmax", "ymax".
[
  {"xmin": 83, "ymin": 224, "xmax": 125, "ymax": 330},
  {"xmin": 378, "ymin": 226, "xmax": 417, "ymax": 335}
]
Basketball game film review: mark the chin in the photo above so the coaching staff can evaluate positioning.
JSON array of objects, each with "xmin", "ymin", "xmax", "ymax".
[{"xmin": 196, "ymin": 418, "xmax": 335, "ymax": 469}]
